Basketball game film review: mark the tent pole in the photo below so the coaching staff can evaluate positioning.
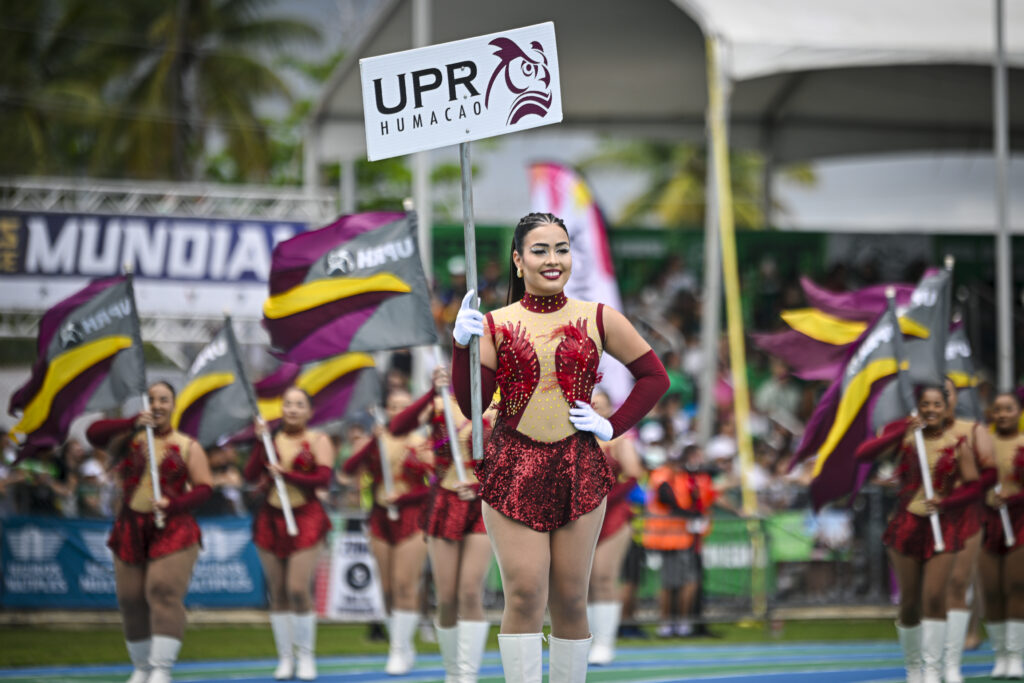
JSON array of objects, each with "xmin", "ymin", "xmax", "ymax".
[
  {"xmin": 460, "ymin": 141, "xmax": 483, "ymax": 461},
  {"xmin": 994, "ymin": 0, "xmax": 1014, "ymax": 391},
  {"xmin": 697, "ymin": 147, "xmax": 720, "ymax": 447}
]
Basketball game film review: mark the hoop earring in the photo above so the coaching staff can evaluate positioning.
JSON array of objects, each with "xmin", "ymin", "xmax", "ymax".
[{"xmin": 517, "ymin": 268, "xmax": 523, "ymax": 278}]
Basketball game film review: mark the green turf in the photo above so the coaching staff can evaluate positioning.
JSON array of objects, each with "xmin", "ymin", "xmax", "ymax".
[{"xmin": 0, "ymin": 619, "xmax": 899, "ymax": 668}]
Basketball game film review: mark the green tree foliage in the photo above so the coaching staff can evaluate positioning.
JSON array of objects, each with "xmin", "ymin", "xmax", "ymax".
[{"xmin": 581, "ymin": 140, "xmax": 815, "ymax": 229}]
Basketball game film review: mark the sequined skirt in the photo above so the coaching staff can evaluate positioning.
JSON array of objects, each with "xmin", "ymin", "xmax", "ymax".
[
  {"xmin": 598, "ymin": 499, "xmax": 633, "ymax": 543},
  {"xmin": 253, "ymin": 500, "xmax": 331, "ymax": 559},
  {"xmin": 476, "ymin": 420, "xmax": 615, "ymax": 532},
  {"xmin": 368, "ymin": 502, "xmax": 424, "ymax": 544},
  {"xmin": 108, "ymin": 509, "xmax": 201, "ymax": 564},
  {"xmin": 882, "ymin": 506, "xmax": 968, "ymax": 560},
  {"xmin": 982, "ymin": 505, "xmax": 1024, "ymax": 555},
  {"xmin": 422, "ymin": 486, "xmax": 486, "ymax": 541}
]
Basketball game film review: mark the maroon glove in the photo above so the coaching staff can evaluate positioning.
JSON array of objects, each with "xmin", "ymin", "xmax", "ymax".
[
  {"xmin": 163, "ymin": 484, "xmax": 212, "ymax": 515},
  {"xmin": 855, "ymin": 418, "xmax": 911, "ymax": 462},
  {"xmin": 608, "ymin": 350, "xmax": 670, "ymax": 438},
  {"xmin": 280, "ymin": 465, "xmax": 332, "ymax": 492},
  {"xmin": 452, "ymin": 343, "xmax": 497, "ymax": 420},
  {"xmin": 86, "ymin": 416, "xmax": 137, "ymax": 449},
  {"xmin": 389, "ymin": 389, "xmax": 435, "ymax": 436}
]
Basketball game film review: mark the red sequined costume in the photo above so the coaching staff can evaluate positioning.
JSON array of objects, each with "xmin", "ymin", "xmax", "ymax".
[
  {"xmin": 391, "ymin": 389, "xmax": 489, "ymax": 541},
  {"xmin": 453, "ymin": 291, "xmax": 669, "ymax": 532},
  {"xmin": 244, "ymin": 432, "xmax": 332, "ymax": 559},
  {"xmin": 947, "ymin": 418, "xmax": 995, "ymax": 542},
  {"xmin": 341, "ymin": 428, "xmax": 430, "ymax": 544},
  {"xmin": 882, "ymin": 429, "xmax": 975, "ymax": 560},
  {"xmin": 597, "ymin": 439, "xmax": 638, "ymax": 543},
  {"xmin": 87, "ymin": 418, "xmax": 208, "ymax": 565},
  {"xmin": 983, "ymin": 433, "xmax": 1024, "ymax": 554}
]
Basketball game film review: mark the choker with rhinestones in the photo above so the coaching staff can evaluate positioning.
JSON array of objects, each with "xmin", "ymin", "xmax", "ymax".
[{"xmin": 520, "ymin": 291, "xmax": 567, "ymax": 313}]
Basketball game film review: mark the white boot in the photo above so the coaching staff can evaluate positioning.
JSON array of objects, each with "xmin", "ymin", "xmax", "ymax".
[
  {"xmin": 455, "ymin": 620, "xmax": 489, "ymax": 683},
  {"xmin": 147, "ymin": 635, "xmax": 181, "ymax": 683},
  {"xmin": 943, "ymin": 609, "xmax": 970, "ymax": 683},
  {"xmin": 587, "ymin": 602, "xmax": 621, "ymax": 666},
  {"xmin": 989, "ymin": 621, "xmax": 1010, "ymax": 678},
  {"xmin": 385, "ymin": 610, "xmax": 418, "ymax": 675},
  {"xmin": 125, "ymin": 639, "xmax": 152, "ymax": 683},
  {"xmin": 270, "ymin": 613, "xmax": 294, "ymax": 680},
  {"xmin": 497, "ymin": 632, "xmax": 542, "ymax": 683},
  {"xmin": 1007, "ymin": 620, "xmax": 1024, "ymax": 679},
  {"xmin": 920, "ymin": 619, "xmax": 946, "ymax": 683},
  {"xmin": 548, "ymin": 634, "xmax": 592, "ymax": 683},
  {"xmin": 435, "ymin": 623, "xmax": 458, "ymax": 683},
  {"xmin": 292, "ymin": 612, "xmax": 317, "ymax": 681},
  {"xmin": 896, "ymin": 622, "xmax": 923, "ymax": 683}
]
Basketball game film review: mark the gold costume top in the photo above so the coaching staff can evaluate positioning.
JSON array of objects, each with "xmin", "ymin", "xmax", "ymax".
[
  {"xmin": 988, "ymin": 433, "xmax": 1024, "ymax": 507},
  {"xmin": 267, "ymin": 430, "xmax": 320, "ymax": 509},
  {"xmin": 900, "ymin": 430, "xmax": 964, "ymax": 517},
  {"xmin": 127, "ymin": 430, "xmax": 194, "ymax": 513}
]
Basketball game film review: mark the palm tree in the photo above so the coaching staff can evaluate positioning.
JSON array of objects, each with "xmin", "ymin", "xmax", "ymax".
[
  {"xmin": 89, "ymin": 0, "xmax": 321, "ymax": 181},
  {"xmin": 581, "ymin": 140, "xmax": 815, "ymax": 228}
]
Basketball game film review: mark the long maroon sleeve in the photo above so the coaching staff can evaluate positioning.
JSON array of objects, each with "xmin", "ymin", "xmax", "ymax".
[
  {"xmin": 342, "ymin": 440, "xmax": 376, "ymax": 474},
  {"xmin": 243, "ymin": 441, "xmax": 267, "ymax": 482},
  {"xmin": 389, "ymin": 389, "xmax": 435, "ymax": 436},
  {"xmin": 164, "ymin": 484, "xmax": 212, "ymax": 515},
  {"xmin": 608, "ymin": 350, "xmax": 670, "ymax": 438},
  {"xmin": 281, "ymin": 465, "xmax": 332, "ymax": 491},
  {"xmin": 452, "ymin": 343, "xmax": 497, "ymax": 420},
  {"xmin": 86, "ymin": 416, "xmax": 137, "ymax": 449},
  {"xmin": 939, "ymin": 467, "xmax": 996, "ymax": 511},
  {"xmin": 855, "ymin": 418, "xmax": 911, "ymax": 462}
]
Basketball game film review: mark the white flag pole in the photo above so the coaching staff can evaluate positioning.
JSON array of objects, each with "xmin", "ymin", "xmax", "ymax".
[
  {"xmin": 140, "ymin": 391, "xmax": 164, "ymax": 530},
  {"xmin": 372, "ymin": 406, "xmax": 400, "ymax": 521},
  {"xmin": 433, "ymin": 346, "xmax": 468, "ymax": 482},
  {"xmin": 461, "ymin": 142, "xmax": 484, "ymax": 462},
  {"xmin": 995, "ymin": 482, "xmax": 1016, "ymax": 547}
]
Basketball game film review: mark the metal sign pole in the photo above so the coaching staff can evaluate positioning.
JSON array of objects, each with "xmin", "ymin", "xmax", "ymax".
[{"xmin": 460, "ymin": 142, "xmax": 484, "ymax": 461}]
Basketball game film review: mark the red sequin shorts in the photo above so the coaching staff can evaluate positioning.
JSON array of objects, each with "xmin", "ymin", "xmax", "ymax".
[
  {"xmin": 476, "ymin": 421, "xmax": 616, "ymax": 532},
  {"xmin": 253, "ymin": 500, "xmax": 331, "ymax": 559},
  {"xmin": 882, "ymin": 506, "xmax": 967, "ymax": 560},
  {"xmin": 107, "ymin": 509, "xmax": 201, "ymax": 564},
  {"xmin": 598, "ymin": 499, "xmax": 633, "ymax": 543},
  {"xmin": 982, "ymin": 506, "xmax": 1024, "ymax": 555},
  {"xmin": 422, "ymin": 486, "xmax": 486, "ymax": 541},
  {"xmin": 368, "ymin": 502, "xmax": 424, "ymax": 544}
]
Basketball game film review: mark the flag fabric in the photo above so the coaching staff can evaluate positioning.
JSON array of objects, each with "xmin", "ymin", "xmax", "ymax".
[
  {"xmin": 529, "ymin": 162, "xmax": 632, "ymax": 404},
  {"xmin": 263, "ymin": 212, "xmax": 438, "ymax": 363},
  {"xmin": 171, "ymin": 323, "xmax": 254, "ymax": 449},
  {"xmin": 800, "ymin": 276, "xmax": 915, "ymax": 323},
  {"xmin": 8, "ymin": 276, "xmax": 145, "ymax": 455},
  {"xmin": 944, "ymin": 323, "xmax": 981, "ymax": 420},
  {"xmin": 794, "ymin": 305, "xmax": 905, "ymax": 509},
  {"xmin": 254, "ymin": 354, "xmax": 379, "ymax": 428}
]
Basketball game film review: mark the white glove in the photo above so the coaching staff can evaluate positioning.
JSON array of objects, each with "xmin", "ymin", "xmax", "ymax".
[
  {"xmin": 453, "ymin": 289, "xmax": 484, "ymax": 346},
  {"xmin": 569, "ymin": 400, "xmax": 613, "ymax": 441}
]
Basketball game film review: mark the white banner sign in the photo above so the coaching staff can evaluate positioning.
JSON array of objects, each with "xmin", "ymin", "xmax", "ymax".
[
  {"xmin": 360, "ymin": 22, "xmax": 562, "ymax": 161},
  {"xmin": 323, "ymin": 531, "xmax": 386, "ymax": 621}
]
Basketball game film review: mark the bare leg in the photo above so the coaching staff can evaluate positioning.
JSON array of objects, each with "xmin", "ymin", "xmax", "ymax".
[
  {"xmin": 1007, "ymin": 546, "xmax": 1024, "ymax": 619},
  {"xmin": 456, "ymin": 533, "xmax": 493, "ymax": 622},
  {"xmin": 947, "ymin": 532, "xmax": 981, "ymax": 610},
  {"xmin": 146, "ymin": 546, "xmax": 200, "ymax": 639},
  {"xmin": 115, "ymin": 559, "xmax": 150, "ymax": 641},
  {"xmin": 548, "ymin": 500, "xmax": 606, "ymax": 639},
  {"xmin": 980, "ymin": 550, "xmax": 1006, "ymax": 623},
  {"xmin": 391, "ymin": 533, "xmax": 428, "ymax": 612},
  {"xmin": 257, "ymin": 549, "xmax": 289, "ymax": 611},
  {"xmin": 428, "ymin": 537, "xmax": 461, "ymax": 628},
  {"xmin": 483, "ymin": 502, "xmax": 550, "ymax": 634},
  {"xmin": 285, "ymin": 543, "xmax": 324, "ymax": 613},
  {"xmin": 370, "ymin": 536, "xmax": 394, "ymax": 613},
  {"xmin": 888, "ymin": 548, "xmax": 923, "ymax": 626},
  {"xmin": 921, "ymin": 552, "xmax": 955, "ymax": 619},
  {"xmin": 678, "ymin": 581, "xmax": 698, "ymax": 624},
  {"xmin": 588, "ymin": 525, "xmax": 631, "ymax": 603}
]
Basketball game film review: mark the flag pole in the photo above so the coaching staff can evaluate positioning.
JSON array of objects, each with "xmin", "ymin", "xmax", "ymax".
[
  {"xmin": 124, "ymin": 266, "xmax": 164, "ymax": 530},
  {"xmin": 433, "ymin": 346, "xmax": 468, "ymax": 482},
  {"xmin": 371, "ymin": 405, "xmax": 400, "ymax": 521},
  {"xmin": 460, "ymin": 141, "xmax": 484, "ymax": 462},
  {"xmin": 886, "ymin": 287, "xmax": 944, "ymax": 552},
  {"xmin": 224, "ymin": 313, "xmax": 298, "ymax": 537}
]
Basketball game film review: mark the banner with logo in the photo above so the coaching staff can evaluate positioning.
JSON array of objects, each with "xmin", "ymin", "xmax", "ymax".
[
  {"xmin": 0, "ymin": 210, "xmax": 307, "ymax": 318},
  {"xmin": 322, "ymin": 531, "xmax": 386, "ymax": 621},
  {"xmin": 0, "ymin": 516, "xmax": 265, "ymax": 608},
  {"xmin": 360, "ymin": 22, "xmax": 562, "ymax": 160}
]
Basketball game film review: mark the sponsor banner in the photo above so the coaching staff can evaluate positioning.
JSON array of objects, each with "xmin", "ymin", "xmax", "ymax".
[
  {"xmin": 360, "ymin": 22, "xmax": 562, "ymax": 160},
  {"xmin": 0, "ymin": 210, "xmax": 307, "ymax": 317},
  {"xmin": 323, "ymin": 531, "xmax": 385, "ymax": 621},
  {"xmin": 0, "ymin": 516, "xmax": 265, "ymax": 608}
]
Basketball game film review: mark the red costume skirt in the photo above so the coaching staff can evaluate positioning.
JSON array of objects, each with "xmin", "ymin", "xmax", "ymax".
[
  {"xmin": 253, "ymin": 500, "xmax": 331, "ymax": 559},
  {"xmin": 882, "ymin": 506, "xmax": 969, "ymax": 561},
  {"xmin": 368, "ymin": 502, "xmax": 424, "ymax": 544},
  {"xmin": 982, "ymin": 506, "xmax": 1024, "ymax": 555},
  {"xmin": 422, "ymin": 486, "xmax": 486, "ymax": 541},
  {"xmin": 598, "ymin": 499, "xmax": 633, "ymax": 543},
  {"xmin": 107, "ymin": 509, "xmax": 201, "ymax": 564},
  {"xmin": 476, "ymin": 421, "xmax": 616, "ymax": 532}
]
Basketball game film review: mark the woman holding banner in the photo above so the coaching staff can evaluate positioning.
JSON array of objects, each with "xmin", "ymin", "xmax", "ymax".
[
  {"xmin": 979, "ymin": 391, "xmax": 1024, "ymax": 679},
  {"xmin": 245, "ymin": 386, "xmax": 333, "ymax": 681},
  {"xmin": 340, "ymin": 386, "xmax": 431, "ymax": 676},
  {"xmin": 452, "ymin": 212, "xmax": 668, "ymax": 682},
  {"xmin": 866, "ymin": 385, "xmax": 979, "ymax": 683},
  {"xmin": 388, "ymin": 366, "xmax": 494, "ymax": 682},
  {"xmin": 587, "ymin": 388, "xmax": 644, "ymax": 666},
  {"xmin": 86, "ymin": 381, "xmax": 213, "ymax": 683}
]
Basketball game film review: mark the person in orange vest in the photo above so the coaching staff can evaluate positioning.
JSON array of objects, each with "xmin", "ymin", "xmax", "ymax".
[{"xmin": 644, "ymin": 443, "xmax": 717, "ymax": 637}]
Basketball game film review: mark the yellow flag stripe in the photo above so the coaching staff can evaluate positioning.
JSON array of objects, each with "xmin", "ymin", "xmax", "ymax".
[
  {"xmin": 171, "ymin": 372, "xmax": 236, "ymax": 429},
  {"xmin": 11, "ymin": 336, "xmax": 134, "ymax": 442},
  {"xmin": 783, "ymin": 308, "xmax": 930, "ymax": 345},
  {"xmin": 947, "ymin": 371, "xmax": 978, "ymax": 389},
  {"xmin": 811, "ymin": 358, "xmax": 906, "ymax": 478},
  {"xmin": 257, "ymin": 353, "xmax": 375, "ymax": 421},
  {"xmin": 263, "ymin": 274, "xmax": 411, "ymax": 320}
]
